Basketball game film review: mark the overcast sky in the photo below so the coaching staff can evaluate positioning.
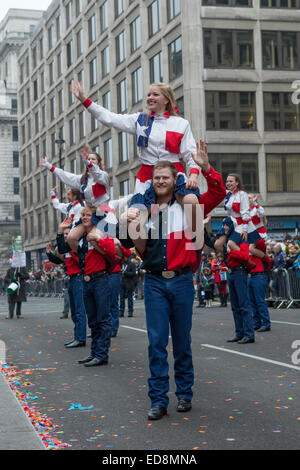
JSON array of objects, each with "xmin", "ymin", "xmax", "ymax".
[{"xmin": 0, "ymin": 0, "xmax": 52, "ymax": 23}]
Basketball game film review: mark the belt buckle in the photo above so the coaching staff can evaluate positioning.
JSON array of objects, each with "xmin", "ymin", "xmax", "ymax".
[
  {"xmin": 162, "ymin": 271, "xmax": 175, "ymax": 279},
  {"xmin": 228, "ymin": 269, "xmax": 232, "ymax": 274},
  {"xmin": 84, "ymin": 275, "xmax": 91, "ymax": 282}
]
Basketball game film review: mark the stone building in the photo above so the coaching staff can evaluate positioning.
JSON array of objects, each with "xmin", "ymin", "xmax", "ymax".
[
  {"xmin": 18, "ymin": 0, "xmax": 300, "ymax": 267},
  {"xmin": 0, "ymin": 9, "xmax": 44, "ymax": 273}
]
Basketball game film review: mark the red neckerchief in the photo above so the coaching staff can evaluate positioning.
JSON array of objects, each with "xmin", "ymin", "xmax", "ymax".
[{"xmin": 149, "ymin": 111, "xmax": 171, "ymax": 119}]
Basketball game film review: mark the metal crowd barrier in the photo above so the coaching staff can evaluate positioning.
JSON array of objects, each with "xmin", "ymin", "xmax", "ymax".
[
  {"xmin": 25, "ymin": 279, "xmax": 65, "ymax": 298},
  {"xmin": 266, "ymin": 268, "xmax": 300, "ymax": 309}
]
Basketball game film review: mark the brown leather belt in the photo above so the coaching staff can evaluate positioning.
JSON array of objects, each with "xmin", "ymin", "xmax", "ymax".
[
  {"xmin": 146, "ymin": 267, "xmax": 192, "ymax": 279},
  {"xmin": 83, "ymin": 270, "xmax": 107, "ymax": 282}
]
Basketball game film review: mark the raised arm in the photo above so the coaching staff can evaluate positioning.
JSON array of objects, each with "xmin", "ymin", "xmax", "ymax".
[
  {"xmin": 70, "ymin": 80, "xmax": 138, "ymax": 134},
  {"xmin": 40, "ymin": 157, "xmax": 82, "ymax": 190},
  {"xmin": 50, "ymin": 188, "xmax": 69, "ymax": 215}
]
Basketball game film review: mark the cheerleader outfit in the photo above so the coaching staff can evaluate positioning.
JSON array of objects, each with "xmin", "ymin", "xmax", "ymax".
[
  {"xmin": 223, "ymin": 190, "xmax": 261, "ymax": 245},
  {"xmin": 44, "ymin": 159, "xmax": 117, "ymax": 235},
  {"xmin": 81, "ymin": 99, "xmax": 201, "ymax": 207},
  {"xmin": 250, "ymin": 201, "xmax": 267, "ymax": 241},
  {"xmin": 50, "ymin": 190, "xmax": 84, "ymax": 228}
]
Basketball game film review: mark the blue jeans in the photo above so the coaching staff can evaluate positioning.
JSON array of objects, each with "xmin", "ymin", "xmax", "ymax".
[
  {"xmin": 119, "ymin": 284, "xmax": 134, "ymax": 316},
  {"xmin": 83, "ymin": 275, "xmax": 112, "ymax": 361},
  {"xmin": 248, "ymin": 274, "xmax": 271, "ymax": 329},
  {"xmin": 68, "ymin": 275, "xmax": 86, "ymax": 342},
  {"xmin": 109, "ymin": 272, "xmax": 121, "ymax": 334},
  {"xmin": 144, "ymin": 272, "xmax": 195, "ymax": 408},
  {"xmin": 228, "ymin": 268, "xmax": 254, "ymax": 339}
]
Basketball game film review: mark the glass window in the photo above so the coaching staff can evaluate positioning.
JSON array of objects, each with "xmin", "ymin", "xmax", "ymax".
[
  {"xmin": 14, "ymin": 205, "xmax": 20, "ymax": 221},
  {"xmin": 88, "ymin": 14, "xmax": 97, "ymax": 45},
  {"xmin": 206, "ymin": 91, "xmax": 256, "ymax": 130},
  {"xmin": 13, "ymin": 151, "xmax": 19, "ymax": 168},
  {"xmin": 115, "ymin": 0, "xmax": 124, "ymax": 18},
  {"xmin": 66, "ymin": 1, "xmax": 72, "ymax": 29},
  {"xmin": 57, "ymin": 52, "xmax": 62, "ymax": 77},
  {"xmin": 66, "ymin": 40, "xmax": 73, "ymax": 68},
  {"xmin": 169, "ymin": 36, "xmax": 182, "ymax": 81},
  {"xmin": 120, "ymin": 179, "xmax": 130, "ymax": 196},
  {"xmin": 103, "ymin": 90, "xmax": 111, "ymax": 110},
  {"xmin": 76, "ymin": 0, "xmax": 82, "ymax": 16},
  {"xmin": 148, "ymin": 0, "xmax": 161, "ymax": 37},
  {"xmin": 104, "ymin": 138, "xmax": 113, "ymax": 169},
  {"xmin": 266, "ymin": 154, "xmax": 300, "ymax": 192},
  {"xmin": 261, "ymin": 0, "xmax": 299, "ymax": 8},
  {"xmin": 130, "ymin": 17, "xmax": 141, "ymax": 53},
  {"xmin": 264, "ymin": 92, "xmax": 300, "ymax": 130},
  {"xmin": 90, "ymin": 57, "xmax": 98, "ymax": 87},
  {"xmin": 119, "ymin": 132, "xmax": 129, "ymax": 162},
  {"xmin": 13, "ymin": 177, "xmax": 20, "ymax": 195},
  {"xmin": 262, "ymin": 31, "xmax": 299, "ymax": 70},
  {"xmin": 100, "ymin": 1, "xmax": 108, "ymax": 32},
  {"xmin": 132, "ymin": 67, "xmax": 143, "ymax": 104},
  {"xmin": 12, "ymin": 126, "xmax": 18, "ymax": 141},
  {"xmin": 101, "ymin": 46, "xmax": 110, "ymax": 77},
  {"xmin": 77, "ymin": 29, "xmax": 83, "ymax": 57},
  {"xmin": 167, "ymin": 0, "xmax": 181, "ymax": 21},
  {"xmin": 150, "ymin": 51, "xmax": 163, "ymax": 83},
  {"xmin": 203, "ymin": 0, "xmax": 252, "ymax": 5},
  {"xmin": 79, "ymin": 111, "xmax": 86, "ymax": 139},
  {"xmin": 209, "ymin": 154, "xmax": 258, "ymax": 192},
  {"xmin": 117, "ymin": 78, "xmax": 127, "ymax": 112},
  {"xmin": 116, "ymin": 31, "xmax": 126, "ymax": 65},
  {"xmin": 69, "ymin": 118, "xmax": 76, "ymax": 145},
  {"xmin": 204, "ymin": 29, "xmax": 254, "ymax": 68}
]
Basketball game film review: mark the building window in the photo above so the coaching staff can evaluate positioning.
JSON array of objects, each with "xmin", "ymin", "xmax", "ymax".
[
  {"xmin": 79, "ymin": 111, "xmax": 86, "ymax": 139},
  {"xmin": 168, "ymin": 36, "xmax": 182, "ymax": 81},
  {"xmin": 56, "ymin": 15, "xmax": 60, "ymax": 40},
  {"xmin": 42, "ymin": 104, "xmax": 46, "ymax": 128},
  {"xmin": 266, "ymin": 154, "xmax": 300, "ymax": 192},
  {"xmin": 261, "ymin": 0, "xmax": 300, "ymax": 7},
  {"xmin": 53, "ymin": 208, "xmax": 58, "ymax": 233},
  {"xmin": 27, "ymin": 118, "xmax": 31, "ymax": 140},
  {"xmin": 148, "ymin": 0, "xmax": 161, "ymax": 37},
  {"xmin": 57, "ymin": 52, "xmax": 62, "ymax": 77},
  {"xmin": 116, "ymin": 31, "xmax": 126, "ymax": 65},
  {"xmin": 91, "ymin": 101, "xmax": 99, "ymax": 132},
  {"xmin": 262, "ymin": 31, "xmax": 300, "ymax": 70},
  {"xmin": 69, "ymin": 118, "xmax": 76, "ymax": 145},
  {"xmin": 90, "ymin": 57, "xmax": 98, "ymax": 87},
  {"xmin": 150, "ymin": 51, "xmax": 163, "ymax": 83},
  {"xmin": 103, "ymin": 90, "xmax": 111, "ymax": 110},
  {"xmin": 14, "ymin": 205, "xmax": 20, "ymax": 221},
  {"xmin": 12, "ymin": 126, "xmax": 18, "ymax": 141},
  {"xmin": 104, "ymin": 138, "xmax": 113, "ymax": 169},
  {"xmin": 77, "ymin": 29, "xmax": 83, "ymax": 57},
  {"xmin": 35, "ymin": 111, "xmax": 39, "ymax": 133},
  {"xmin": 115, "ymin": 0, "xmax": 124, "ymax": 18},
  {"xmin": 39, "ymin": 37, "xmax": 43, "ymax": 60},
  {"xmin": 29, "ymin": 152, "xmax": 32, "ymax": 174},
  {"xmin": 119, "ymin": 132, "xmax": 129, "ymax": 163},
  {"xmin": 58, "ymin": 89, "xmax": 64, "ymax": 114},
  {"xmin": 100, "ymin": 1, "xmax": 108, "ymax": 32},
  {"xmin": 120, "ymin": 179, "xmax": 130, "ymax": 196},
  {"xmin": 50, "ymin": 96, "xmax": 55, "ymax": 121},
  {"xmin": 36, "ymin": 178, "xmax": 41, "ymax": 202},
  {"xmin": 23, "ymin": 186, "xmax": 27, "ymax": 208},
  {"xmin": 130, "ymin": 16, "xmax": 141, "ymax": 53},
  {"xmin": 117, "ymin": 78, "xmax": 127, "ymax": 112},
  {"xmin": 44, "ymin": 210, "xmax": 49, "ymax": 234},
  {"xmin": 203, "ymin": 0, "xmax": 252, "ymax": 5},
  {"xmin": 167, "ymin": 0, "xmax": 181, "ymax": 22},
  {"xmin": 13, "ymin": 151, "xmax": 19, "ymax": 168},
  {"xmin": 44, "ymin": 174, "xmax": 48, "ymax": 199},
  {"xmin": 204, "ymin": 29, "xmax": 254, "ymax": 68},
  {"xmin": 22, "ymin": 154, "xmax": 26, "ymax": 176},
  {"xmin": 30, "ymin": 215, "xmax": 34, "ymax": 238},
  {"xmin": 69, "ymin": 79, "xmax": 75, "ymax": 105},
  {"xmin": 13, "ymin": 177, "xmax": 20, "ymax": 195},
  {"xmin": 24, "ymin": 218, "xmax": 28, "ymax": 240},
  {"xmin": 66, "ymin": 40, "xmax": 73, "ymax": 68},
  {"xmin": 132, "ymin": 67, "xmax": 143, "ymax": 104},
  {"xmin": 66, "ymin": 1, "xmax": 72, "ymax": 29},
  {"xmin": 40, "ymin": 71, "xmax": 45, "ymax": 94},
  {"xmin": 88, "ymin": 14, "xmax": 97, "ymax": 45},
  {"xmin": 78, "ymin": 69, "xmax": 84, "ymax": 88},
  {"xmin": 176, "ymin": 96, "xmax": 184, "ymax": 117},
  {"xmin": 101, "ymin": 46, "xmax": 110, "ymax": 77},
  {"xmin": 48, "ymin": 24, "xmax": 53, "ymax": 51},
  {"xmin": 76, "ymin": 0, "xmax": 82, "ymax": 16},
  {"xmin": 264, "ymin": 92, "xmax": 300, "ymax": 130},
  {"xmin": 209, "ymin": 154, "xmax": 258, "ymax": 192},
  {"xmin": 49, "ymin": 61, "xmax": 54, "ymax": 85},
  {"xmin": 33, "ymin": 80, "xmax": 38, "ymax": 101},
  {"xmin": 206, "ymin": 91, "xmax": 256, "ymax": 130},
  {"xmin": 32, "ymin": 46, "xmax": 37, "ymax": 69}
]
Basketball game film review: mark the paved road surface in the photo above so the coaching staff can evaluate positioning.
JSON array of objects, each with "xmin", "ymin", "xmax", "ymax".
[{"xmin": 0, "ymin": 296, "xmax": 300, "ymax": 451}]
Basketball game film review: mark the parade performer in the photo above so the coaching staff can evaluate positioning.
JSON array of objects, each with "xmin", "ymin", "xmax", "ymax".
[
  {"xmin": 50, "ymin": 186, "xmax": 84, "ymax": 227},
  {"xmin": 214, "ymin": 174, "xmax": 273, "ymax": 271},
  {"xmin": 247, "ymin": 239, "xmax": 271, "ymax": 333},
  {"xmin": 124, "ymin": 140, "xmax": 226, "ymax": 420},
  {"xmin": 70, "ymin": 80, "xmax": 201, "ymax": 209},
  {"xmin": 57, "ymin": 207, "xmax": 117, "ymax": 367},
  {"xmin": 211, "ymin": 253, "xmax": 228, "ymax": 307},
  {"xmin": 224, "ymin": 218, "xmax": 255, "ymax": 344}
]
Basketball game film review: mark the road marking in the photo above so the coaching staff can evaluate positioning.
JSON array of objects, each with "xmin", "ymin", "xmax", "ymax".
[
  {"xmin": 202, "ymin": 344, "xmax": 300, "ymax": 372},
  {"xmin": 272, "ymin": 320, "xmax": 300, "ymax": 327},
  {"xmin": 121, "ymin": 325, "xmax": 147, "ymax": 334}
]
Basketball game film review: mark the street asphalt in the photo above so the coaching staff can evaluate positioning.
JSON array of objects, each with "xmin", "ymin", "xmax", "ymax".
[{"xmin": 0, "ymin": 295, "xmax": 300, "ymax": 452}]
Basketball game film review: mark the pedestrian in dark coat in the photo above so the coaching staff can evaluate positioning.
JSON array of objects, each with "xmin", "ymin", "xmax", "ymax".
[
  {"xmin": 119, "ymin": 256, "xmax": 138, "ymax": 317},
  {"xmin": 5, "ymin": 266, "xmax": 29, "ymax": 319}
]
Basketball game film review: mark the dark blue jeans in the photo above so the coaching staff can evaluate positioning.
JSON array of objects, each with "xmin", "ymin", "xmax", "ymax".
[
  {"xmin": 83, "ymin": 274, "xmax": 112, "ymax": 361},
  {"xmin": 248, "ymin": 274, "xmax": 271, "ymax": 329},
  {"xmin": 109, "ymin": 272, "xmax": 121, "ymax": 334},
  {"xmin": 144, "ymin": 272, "xmax": 195, "ymax": 408},
  {"xmin": 228, "ymin": 268, "xmax": 254, "ymax": 340},
  {"xmin": 68, "ymin": 275, "xmax": 86, "ymax": 342},
  {"xmin": 119, "ymin": 284, "xmax": 134, "ymax": 316}
]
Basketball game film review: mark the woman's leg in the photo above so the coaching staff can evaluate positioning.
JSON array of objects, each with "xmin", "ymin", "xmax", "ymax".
[
  {"xmin": 67, "ymin": 224, "xmax": 85, "ymax": 252},
  {"xmin": 214, "ymin": 235, "xmax": 227, "ymax": 254}
]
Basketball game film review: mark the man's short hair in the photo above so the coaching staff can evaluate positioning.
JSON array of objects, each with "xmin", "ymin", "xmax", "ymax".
[{"xmin": 152, "ymin": 161, "xmax": 178, "ymax": 179}]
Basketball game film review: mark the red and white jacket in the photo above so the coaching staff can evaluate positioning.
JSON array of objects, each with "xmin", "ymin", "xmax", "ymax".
[
  {"xmin": 225, "ymin": 190, "xmax": 257, "ymax": 235},
  {"xmin": 250, "ymin": 202, "xmax": 267, "ymax": 240},
  {"xmin": 82, "ymin": 99, "xmax": 200, "ymax": 178},
  {"xmin": 50, "ymin": 191, "xmax": 84, "ymax": 227},
  {"xmin": 45, "ymin": 159, "xmax": 110, "ymax": 208}
]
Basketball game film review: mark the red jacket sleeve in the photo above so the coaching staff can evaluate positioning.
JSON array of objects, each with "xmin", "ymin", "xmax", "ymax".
[
  {"xmin": 229, "ymin": 243, "xmax": 249, "ymax": 262},
  {"xmin": 98, "ymin": 237, "xmax": 116, "ymax": 257},
  {"xmin": 120, "ymin": 245, "xmax": 132, "ymax": 259},
  {"xmin": 199, "ymin": 166, "xmax": 226, "ymax": 217}
]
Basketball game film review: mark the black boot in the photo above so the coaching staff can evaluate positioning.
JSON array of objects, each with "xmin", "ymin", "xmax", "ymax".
[{"xmin": 223, "ymin": 294, "xmax": 228, "ymax": 307}]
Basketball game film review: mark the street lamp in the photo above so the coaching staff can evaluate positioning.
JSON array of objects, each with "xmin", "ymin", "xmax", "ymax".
[{"xmin": 55, "ymin": 137, "xmax": 65, "ymax": 220}]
